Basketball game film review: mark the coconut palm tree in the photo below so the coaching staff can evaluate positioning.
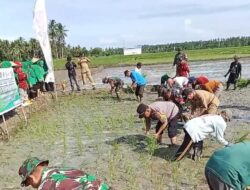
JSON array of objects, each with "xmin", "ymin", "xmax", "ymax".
[
  {"xmin": 48, "ymin": 19, "xmax": 59, "ymax": 58},
  {"xmin": 56, "ymin": 23, "xmax": 68, "ymax": 58}
]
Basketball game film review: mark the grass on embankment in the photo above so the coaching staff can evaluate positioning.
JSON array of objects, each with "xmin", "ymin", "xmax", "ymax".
[{"xmin": 54, "ymin": 46, "xmax": 250, "ymax": 70}]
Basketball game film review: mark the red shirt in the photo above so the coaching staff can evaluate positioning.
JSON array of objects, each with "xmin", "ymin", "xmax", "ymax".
[
  {"xmin": 196, "ymin": 76, "xmax": 209, "ymax": 85},
  {"xmin": 177, "ymin": 61, "xmax": 190, "ymax": 77},
  {"xmin": 15, "ymin": 68, "xmax": 28, "ymax": 90}
]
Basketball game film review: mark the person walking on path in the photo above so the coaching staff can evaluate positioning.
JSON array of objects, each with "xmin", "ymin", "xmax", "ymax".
[
  {"xmin": 102, "ymin": 77, "xmax": 124, "ymax": 100},
  {"xmin": 124, "ymin": 70, "xmax": 147, "ymax": 102},
  {"xmin": 224, "ymin": 55, "xmax": 242, "ymax": 90},
  {"xmin": 136, "ymin": 101, "xmax": 179, "ymax": 145},
  {"xmin": 18, "ymin": 157, "xmax": 110, "ymax": 190},
  {"xmin": 174, "ymin": 110, "xmax": 232, "ymax": 161},
  {"xmin": 78, "ymin": 54, "xmax": 95, "ymax": 90},
  {"xmin": 205, "ymin": 142, "xmax": 250, "ymax": 190},
  {"xmin": 65, "ymin": 56, "xmax": 80, "ymax": 91}
]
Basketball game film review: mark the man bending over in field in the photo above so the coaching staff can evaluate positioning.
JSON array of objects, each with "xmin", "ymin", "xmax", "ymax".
[
  {"xmin": 137, "ymin": 101, "xmax": 179, "ymax": 145},
  {"xmin": 174, "ymin": 110, "xmax": 232, "ymax": 161},
  {"xmin": 102, "ymin": 77, "xmax": 124, "ymax": 100},
  {"xmin": 124, "ymin": 70, "xmax": 147, "ymax": 102}
]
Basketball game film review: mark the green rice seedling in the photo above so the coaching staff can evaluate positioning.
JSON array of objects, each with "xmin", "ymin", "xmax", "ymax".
[
  {"xmin": 171, "ymin": 162, "xmax": 181, "ymax": 189},
  {"xmin": 237, "ymin": 78, "xmax": 250, "ymax": 89},
  {"xmin": 146, "ymin": 136, "xmax": 158, "ymax": 155},
  {"xmin": 107, "ymin": 152, "xmax": 117, "ymax": 181},
  {"xmin": 154, "ymin": 174, "xmax": 165, "ymax": 190},
  {"xmin": 63, "ymin": 133, "xmax": 68, "ymax": 154}
]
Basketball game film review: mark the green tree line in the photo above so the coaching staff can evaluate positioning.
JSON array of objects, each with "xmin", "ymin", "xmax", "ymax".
[{"xmin": 0, "ymin": 19, "xmax": 250, "ymax": 61}]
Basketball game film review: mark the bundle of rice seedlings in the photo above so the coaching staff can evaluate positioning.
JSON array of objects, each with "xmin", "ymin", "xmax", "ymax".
[{"xmin": 237, "ymin": 78, "xmax": 250, "ymax": 89}]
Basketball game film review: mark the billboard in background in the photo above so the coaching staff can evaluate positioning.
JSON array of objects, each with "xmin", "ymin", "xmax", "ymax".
[
  {"xmin": 0, "ymin": 68, "xmax": 22, "ymax": 115},
  {"xmin": 123, "ymin": 47, "xmax": 142, "ymax": 56}
]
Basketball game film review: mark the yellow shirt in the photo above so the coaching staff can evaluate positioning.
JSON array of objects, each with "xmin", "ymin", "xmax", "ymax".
[
  {"xmin": 191, "ymin": 90, "xmax": 220, "ymax": 114},
  {"xmin": 78, "ymin": 57, "xmax": 90, "ymax": 73}
]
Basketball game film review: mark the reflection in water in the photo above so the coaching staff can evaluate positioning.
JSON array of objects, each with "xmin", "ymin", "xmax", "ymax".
[{"xmin": 93, "ymin": 59, "xmax": 250, "ymax": 86}]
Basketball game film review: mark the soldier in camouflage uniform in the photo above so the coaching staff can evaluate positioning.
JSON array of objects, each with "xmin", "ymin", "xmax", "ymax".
[{"xmin": 18, "ymin": 157, "xmax": 110, "ymax": 190}]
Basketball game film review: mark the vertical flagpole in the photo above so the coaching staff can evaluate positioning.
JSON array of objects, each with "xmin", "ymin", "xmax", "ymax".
[{"xmin": 33, "ymin": 0, "xmax": 58, "ymax": 100}]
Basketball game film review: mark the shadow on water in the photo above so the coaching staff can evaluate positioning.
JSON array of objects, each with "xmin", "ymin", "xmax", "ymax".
[{"xmin": 106, "ymin": 134, "xmax": 179, "ymax": 161}]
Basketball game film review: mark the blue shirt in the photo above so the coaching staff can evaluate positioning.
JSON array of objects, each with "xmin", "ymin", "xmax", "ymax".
[{"xmin": 130, "ymin": 71, "xmax": 147, "ymax": 86}]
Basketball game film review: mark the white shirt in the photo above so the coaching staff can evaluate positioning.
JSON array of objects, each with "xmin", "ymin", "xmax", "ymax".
[
  {"xmin": 135, "ymin": 67, "xmax": 142, "ymax": 75},
  {"xmin": 173, "ymin": 77, "xmax": 188, "ymax": 89},
  {"xmin": 184, "ymin": 115, "xmax": 228, "ymax": 146}
]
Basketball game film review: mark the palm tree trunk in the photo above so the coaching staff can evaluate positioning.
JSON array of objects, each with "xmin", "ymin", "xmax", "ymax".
[{"xmin": 61, "ymin": 46, "xmax": 64, "ymax": 58}]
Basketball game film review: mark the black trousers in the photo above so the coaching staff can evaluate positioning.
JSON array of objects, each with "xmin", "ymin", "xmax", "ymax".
[
  {"xmin": 45, "ymin": 82, "xmax": 55, "ymax": 92},
  {"xmin": 69, "ymin": 75, "xmax": 80, "ymax": 91}
]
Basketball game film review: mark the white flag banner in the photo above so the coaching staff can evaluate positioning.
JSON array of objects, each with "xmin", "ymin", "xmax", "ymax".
[{"xmin": 33, "ymin": 0, "xmax": 55, "ymax": 83}]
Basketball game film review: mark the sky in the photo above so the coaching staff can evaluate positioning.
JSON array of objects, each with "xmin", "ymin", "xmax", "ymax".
[{"xmin": 0, "ymin": 0, "xmax": 250, "ymax": 48}]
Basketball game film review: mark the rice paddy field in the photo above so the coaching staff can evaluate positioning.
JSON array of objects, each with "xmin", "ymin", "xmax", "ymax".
[
  {"xmin": 53, "ymin": 46, "xmax": 250, "ymax": 70},
  {"xmin": 0, "ymin": 87, "xmax": 249, "ymax": 189}
]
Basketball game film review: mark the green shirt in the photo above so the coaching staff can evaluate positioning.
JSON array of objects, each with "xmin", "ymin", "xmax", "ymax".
[
  {"xmin": 31, "ymin": 64, "xmax": 45, "ymax": 82},
  {"xmin": 161, "ymin": 74, "xmax": 170, "ymax": 84},
  {"xmin": 206, "ymin": 142, "xmax": 250, "ymax": 190}
]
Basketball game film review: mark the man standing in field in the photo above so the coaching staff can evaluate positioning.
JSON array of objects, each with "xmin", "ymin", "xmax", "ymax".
[
  {"xmin": 124, "ymin": 70, "xmax": 147, "ymax": 102},
  {"xmin": 136, "ymin": 101, "xmax": 179, "ymax": 145},
  {"xmin": 135, "ymin": 62, "xmax": 142, "ymax": 75},
  {"xmin": 78, "ymin": 54, "xmax": 96, "ymax": 90},
  {"xmin": 176, "ymin": 54, "xmax": 190, "ymax": 77},
  {"xmin": 173, "ymin": 48, "xmax": 182, "ymax": 69},
  {"xmin": 205, "ymin": 142, "xmax": 250, "ymax": 190},
  {"xmin": 65, "ymin": 56, "xmax": 80, "ymax": 91},
  {"xmin": 182, "ymin": 88, "xmax": 220, "ymax": 118},
  {"xmin": 18, "ymin": 157, "xmax": 110, "ymax": 190},
  {"xmin": 224, "ymin": 55, "xmax": 242, "ymax": 90}
]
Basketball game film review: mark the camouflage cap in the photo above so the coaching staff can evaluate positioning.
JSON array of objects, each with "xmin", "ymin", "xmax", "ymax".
[{"xmin": 18, "ymin": 157, "xmax": 49, "ymax": 186}]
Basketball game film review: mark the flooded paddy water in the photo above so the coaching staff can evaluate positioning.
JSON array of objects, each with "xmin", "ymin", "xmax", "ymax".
[{"xmin": 0, "ymin": 59, "xmax": 250, "ymax": 189}]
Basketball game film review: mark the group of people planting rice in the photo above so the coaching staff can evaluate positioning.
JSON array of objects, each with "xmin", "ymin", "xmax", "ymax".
[{"xmin": 1, "ymin": 48, "xmax": 249, "ymax": 190}]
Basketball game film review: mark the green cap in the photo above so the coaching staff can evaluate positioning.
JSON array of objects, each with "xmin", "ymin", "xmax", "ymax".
[{"xmin": 18, "ymin": 157, "xmax": 49, "ymax": 186}]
